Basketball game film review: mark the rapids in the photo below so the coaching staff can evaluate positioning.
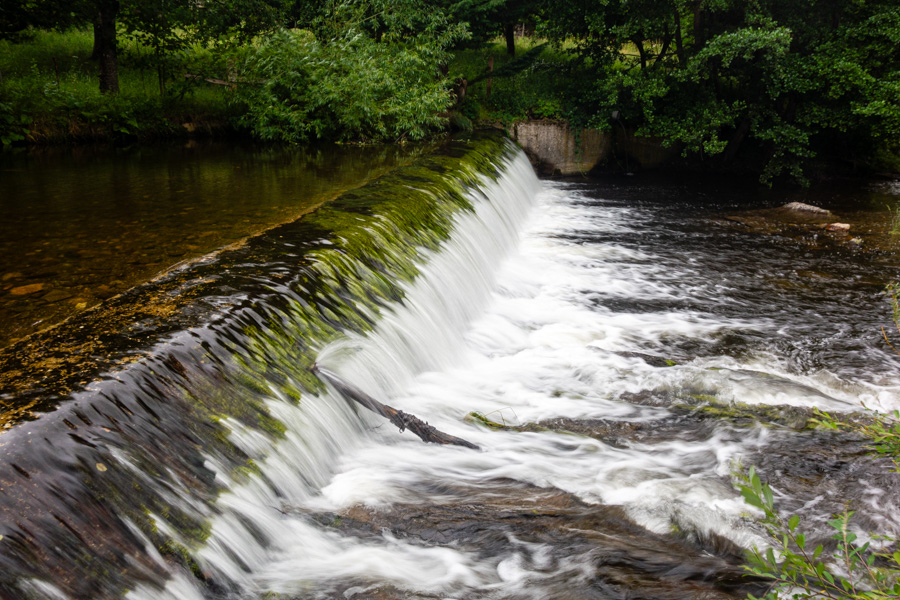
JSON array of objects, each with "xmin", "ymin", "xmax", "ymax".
[{"xmin": 1, "ymin": 134, "xmax": 899, "ymax": 600}]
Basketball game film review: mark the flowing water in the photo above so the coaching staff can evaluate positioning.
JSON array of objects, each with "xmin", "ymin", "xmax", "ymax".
[{"xmin": 1, "ymin": 135, "xmax": 899, "ymax": 600}]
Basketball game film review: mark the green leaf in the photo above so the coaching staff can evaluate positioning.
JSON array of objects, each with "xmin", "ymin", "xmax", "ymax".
[
  {"xmin": 741, "ymin": 486, "xmax": 765, "ymax": 509},
  {"xmin": 788, "ymin": 515, "xmax": 800, "ymax": 532}
]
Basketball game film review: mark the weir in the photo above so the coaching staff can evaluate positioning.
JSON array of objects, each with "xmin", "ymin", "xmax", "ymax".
[
  {"xmin": 2, "ymin": 133, "xmax": 900, "ymax": 600},
  {"xmin": 0, "ymin": 134, "xmax": 538, "ymax": 599}
]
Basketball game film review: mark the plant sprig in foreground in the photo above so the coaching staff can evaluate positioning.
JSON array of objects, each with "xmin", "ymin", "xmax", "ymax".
[{"xmin": 739, "ymin": 466, "xmax": 900, "ymax": 599}]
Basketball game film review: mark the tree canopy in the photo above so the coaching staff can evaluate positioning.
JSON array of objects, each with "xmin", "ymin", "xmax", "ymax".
[
  {"xmin": 1, "ymin": 0, "xmax": 898, "ymax": 180},
  {"xmin": 541, "ymin": 0, "xmax": 900, "ymax": 181},
  {"xmin": 233, "ymin": 0, "xmax": 466, "ymax": 142}
]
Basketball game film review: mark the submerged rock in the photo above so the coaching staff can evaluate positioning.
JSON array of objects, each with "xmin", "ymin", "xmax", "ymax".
[
  {"xmin": 717, "ymin": 200, "xmax": 878, "ymax": 254},
  {"xmin": 297, "ymin": 482, "xmax": 763, "ymax": 600},
  {"xmin": 614, "ymin": 351, "xmax": 678, "ymax": 368},
  {"xmin": 9, "ymin": 283, "xmax": 45, "ymax": 296}
]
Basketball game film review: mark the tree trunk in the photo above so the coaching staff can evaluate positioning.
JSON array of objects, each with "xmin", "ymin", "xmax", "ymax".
[
  {"xmin": 653, "ymin": 28, "xmax": 672, "ymax": 67},
  {"xmin": 504, "ymin": 22, "xmax": 515, "ymax": 57},
  {"xmin": 90, "ymin": 20, "xmax": 101, "ymax": 60},
  {"xmin": 632, "ymin": 36, "xmax": 647, "ymax": 70},
  {"xmin": 722, "ymin": 117, "xmax": 751, "ymax": 163},
  {"xmin": 96, "ymin": 0, "xmax": 119, "ymax": 94},
  {"xmin": 693, "ymin": 3, "xmax": 705, "ymax": 48},
  {"xmin": 673, "ymin": 10, "xmax": 685, "ymax": 65}
]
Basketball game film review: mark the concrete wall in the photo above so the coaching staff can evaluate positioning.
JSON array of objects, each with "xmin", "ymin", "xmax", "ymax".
[
  {"xmin": 507, "ymin": 120, "xmax": 679, "ymax": 176},
  {"xmin": 509, "ymin": 120, "xmax": 611, "ymax": 176}
]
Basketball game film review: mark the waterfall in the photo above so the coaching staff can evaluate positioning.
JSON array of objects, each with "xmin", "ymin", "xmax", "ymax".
[{"xmin": 0, "ymin": 135, "xmax": 542, "ymax": 600}]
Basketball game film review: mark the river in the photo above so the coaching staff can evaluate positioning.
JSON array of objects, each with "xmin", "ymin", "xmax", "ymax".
[
  {"xmin": 0, "ymin": 135, "xmax": 898, "ymax": 599},
  {"xmin": 0, "ymin": 142, "xmax": 425, "ymax": 349}
]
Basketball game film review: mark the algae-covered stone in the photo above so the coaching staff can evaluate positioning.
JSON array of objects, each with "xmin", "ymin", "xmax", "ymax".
[
  {"xmin": 674, "ymin": 394, "xmax": 815, "ymax": 430},
  {"xmin": 615, "ymin": 351, "xmax": 678, "ymax": 368}
]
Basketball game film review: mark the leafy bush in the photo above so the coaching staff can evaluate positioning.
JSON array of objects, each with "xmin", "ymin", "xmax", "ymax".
[
  {"xmin": 232, "ymin": 25, "xmax": 463, "ymax": 143},
  {"xmin": 814, "ymin": 408, "xmax": 900, "ymax": 472}
]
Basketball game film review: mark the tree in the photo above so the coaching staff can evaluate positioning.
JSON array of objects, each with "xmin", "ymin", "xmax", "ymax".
[
  {"xmin": 544, "ymin": 0, "xmax": 900, "ymax": 183},
  {"xmin": 95, "ymin": 0, "xmax": 119, "ymax": 94},
  {"xmin": 0, "ymin": 0, "xmax": 86, "ymax": 40},
  {"xmin": 0, "ymin": 0, "xmax": 120, "ymax": 92},
  {"xmin": 439, "ymin": 0, "xmax": 542, "ymax": 56},
  {"xmin": 2, "ymin": 0, "xmax": 288, "ymax": 95},
  {"xmin": 232, "ymin": 0, "xmax": 468, "ymax": 142}
]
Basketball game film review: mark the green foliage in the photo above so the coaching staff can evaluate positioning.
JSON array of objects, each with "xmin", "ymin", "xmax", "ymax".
[
  {"xmin": 543, "ymin": 0, "xmax": 900, "ymax": 183},
  {"xmin": 2, "ymin": 0, "xmax": 288, "ymax": 94},
  {"xmin": 739, "ymin": 467, "xmax": 900, "ymax": 600},
  {"xmin": 0, "ymin": 0, "xmax": 92, "ymax": 40},
  {"xmin": 449, "ymin": 38, "xmax": 582, "ymax": 124},
  {"xmin": 232, "ymin": 19, "xmax": 465, "ymax": 143},
  {"xmin": 442, "ymin": 0, "xmax": 541, "ymax": 49},
  {"xmin": 117, "ymin": 0, "xmax": 287, "ymax": 94},
  {"xmin": 0, "ymin": 104, "xmax": 31, "ymax": 145},
  {"xmin": 887, "ymin": 283, "xmax": 900, "ymax": 332}
]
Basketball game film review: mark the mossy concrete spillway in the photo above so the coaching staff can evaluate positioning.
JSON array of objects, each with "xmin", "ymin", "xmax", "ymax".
[{"xmin": 0, "ymin": 133, "xmax": 517, "ymax": 599}]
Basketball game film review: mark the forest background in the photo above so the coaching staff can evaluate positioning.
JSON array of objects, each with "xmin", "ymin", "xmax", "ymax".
[{"xmin": 1, "ymin": 0, "xmax": 899, "ymax": 183}]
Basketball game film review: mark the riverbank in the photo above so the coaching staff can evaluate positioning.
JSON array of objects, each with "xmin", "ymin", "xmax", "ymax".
[
  {"xmin": 4, "ymin": 29, "xmax": 897, "ymax": 185},
  {"xmin": 0, "ymin": 24, "xmax": 461, "ymax": 148},
  {"xmin": 0, "ymin": 29, "xmax": 241, "ymax": 145}
]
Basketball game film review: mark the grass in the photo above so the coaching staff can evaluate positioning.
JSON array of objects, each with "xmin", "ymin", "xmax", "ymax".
[{"xmin": 0, "ymin": 28, "xmax": 237, "ymax": 145}]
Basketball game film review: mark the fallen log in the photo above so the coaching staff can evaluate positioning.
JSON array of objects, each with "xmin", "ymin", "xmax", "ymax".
[{"xmin": 312, "ymin": 365, "xmax": 480, "ymax": 450}]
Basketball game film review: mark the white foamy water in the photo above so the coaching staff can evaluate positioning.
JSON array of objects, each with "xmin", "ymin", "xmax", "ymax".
[{"xmin": 130, "ymin": 152, "xmax": 900, "ymax": 600}]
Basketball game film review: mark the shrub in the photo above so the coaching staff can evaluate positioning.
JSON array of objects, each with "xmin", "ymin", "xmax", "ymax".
[{"xmin": 232, "ymin": 27, "xmax": 462, "ymax": 143}]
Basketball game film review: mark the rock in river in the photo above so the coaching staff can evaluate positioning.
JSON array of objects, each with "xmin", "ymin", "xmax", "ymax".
[
  {"xmin": 781, "ymin": 201, "xmax": 831, "ymax": 215},
  {"xmin": 10, "ymin": 283, "xmax": 46, "ymax": 296}
]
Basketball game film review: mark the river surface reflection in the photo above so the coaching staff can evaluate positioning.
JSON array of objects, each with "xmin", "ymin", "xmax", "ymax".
[{"xmin": 0, "ymin": 141, "xmax": 425, "ymax": 348}]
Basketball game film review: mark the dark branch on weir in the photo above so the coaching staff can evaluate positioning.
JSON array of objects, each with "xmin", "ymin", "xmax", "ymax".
[{"xmin": 312, "ymin": 365, "xmax": 480, "ymax": 450}]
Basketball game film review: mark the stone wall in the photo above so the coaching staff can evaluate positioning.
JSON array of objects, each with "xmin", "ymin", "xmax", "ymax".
[
  {"xmin": 509, "ymin": 120, "xmax": 612, "ymax": 176},
  {"xmin": 507, "ymin": 120, "xmax": 679, "ymax": 176}
]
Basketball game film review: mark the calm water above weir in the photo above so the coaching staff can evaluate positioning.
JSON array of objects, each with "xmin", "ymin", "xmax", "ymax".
[
  {"xmin": 1, "ymin": 136, "xmax": 899, "ymax": 600},
  {"xmin": 0, "ymin": 142, "xmax": 424, "ymax": 348}
]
